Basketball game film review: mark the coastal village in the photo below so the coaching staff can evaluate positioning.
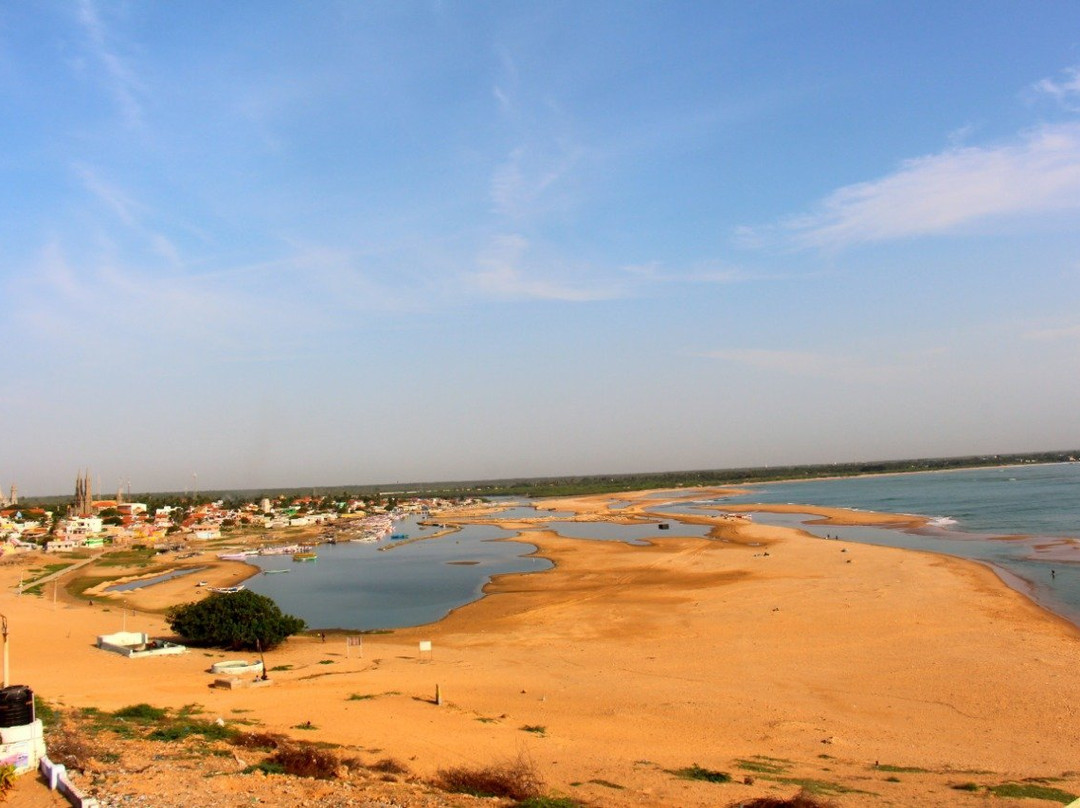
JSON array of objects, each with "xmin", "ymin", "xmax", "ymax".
[{"xmin": 0, "ymin": 471, "xmax": 484, "ymax": 559}]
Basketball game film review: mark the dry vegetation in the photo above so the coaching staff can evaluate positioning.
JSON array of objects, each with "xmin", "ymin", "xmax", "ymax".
[
  {"xmin": 433, "ymin": 752, "xmax": 545, "ymax": 801},
  {"xmin": 36, "ymin": 702, "xmax": 572, "ymax": 808}
]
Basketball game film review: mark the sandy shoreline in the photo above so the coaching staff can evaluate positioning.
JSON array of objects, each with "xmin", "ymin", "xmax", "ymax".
[{"xmin": 7, "ymin": 489, "xmax": 1080, "ymax": 806}]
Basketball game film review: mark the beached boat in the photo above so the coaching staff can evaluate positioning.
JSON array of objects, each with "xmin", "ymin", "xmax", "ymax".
[
  {"xmin": 218, "ymin": 551, "xmax": 258, "ymax": 561},
  {"xmin": 292, "ymin": 552, "xmax": 317, "ymax": 562},
  {"xmin": 208, "ymin": 585, "xmax": 245, "ymax": 594}
]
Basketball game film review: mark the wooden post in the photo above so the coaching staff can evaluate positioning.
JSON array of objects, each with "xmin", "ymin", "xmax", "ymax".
[
  {"xmin": 435, "ymin": 684, "xmax": 442, "ymax": 706},
  {"xmin": 2, "ymin": 615, "xmax": 9, "ymax": 688}
]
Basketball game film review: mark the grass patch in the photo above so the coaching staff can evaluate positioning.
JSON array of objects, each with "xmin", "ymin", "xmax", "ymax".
[
  {"xmin": 112, "ymin": 704, "xmax": 168, "ymax": 723},
  {"xmin": 951, "ymin": 782, "xmax": 980, "ymax": 792},
  {"xmin": 347, "ymin": 693, "xmax": 376, "ymax": 701},
  {"xmin": 517, "ymin": 798, "xmax": 581, "ymax": 808},
  {"xmin": 67, "ymin": 576, "xmax": 111, "ymax": 599},
  {"xmin": 769, "ymin": 777, "xmax": 869, "ymax": 797},
  {"xmin": 147, "ymin": 720, "xmax": 233, "ymax": 743},
  {"xmin": 34, "ymin": 696, "xmax": 59, "ymax": 728},
  {"xmin": 269, "ymin": 664, "xmax": 293, "ymax": 672},
  {"xmin": 988, "ymin": 782, "xmax": 1076, "ymax": 803},
  {"xmin": 293, "ymin": 722, "xmax": 318, "ymax": 730},
  {"xmin": 872, "ymin": 763, "xmax": 929, "ymax": 773},
  {"xmin": 669, "ymin": 764, "xmax": 732, "ymax": 783},
  {"xmin": 317, "ymin": 659, "xmax": 335, "ymax": 665},
  {"xmin": 521, "ymin": 724, "xmax": 547, "ymax": 736},
  {"xmin": 588, "ymin": 778, "xmax": 624, "ymax": 789},
  {"xmin": 433, "ymin": 753, "xmax": 543, "ymax": 801},
  {"xmin": 96, "ymin": 549, "xmax": 157, "ymax": 567},
  {"xmin": 243, "ymin": 760, "xmax": 286, "ymax": 776},
  {"xmin": 737, "ymin": 757, "xmax": 792, "ymax": 775}
]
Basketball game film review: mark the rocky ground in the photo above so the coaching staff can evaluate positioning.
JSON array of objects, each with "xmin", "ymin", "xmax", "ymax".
[{"xmin": 15, "ymin": 707, "xmax": 535, "ymax": 808}]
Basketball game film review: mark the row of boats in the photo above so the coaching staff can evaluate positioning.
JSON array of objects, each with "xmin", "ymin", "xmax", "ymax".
[
  {"xmin": 214, "ymin": 514, "xmax": 417, "ymax": 573},
  {"xmin": 218, "ymin": 545, "xmax": 319, "ymax": 563}
]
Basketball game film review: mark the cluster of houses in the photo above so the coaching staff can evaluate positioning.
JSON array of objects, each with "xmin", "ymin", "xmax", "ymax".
[{"xmin": 0, "ymin": 487, "xmax": 485, "ymax": 556}]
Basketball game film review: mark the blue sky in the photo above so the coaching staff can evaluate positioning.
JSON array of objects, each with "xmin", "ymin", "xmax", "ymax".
[{"xmin": 3, "ymin": 2, "xmax": 1080, "ymax": 496}]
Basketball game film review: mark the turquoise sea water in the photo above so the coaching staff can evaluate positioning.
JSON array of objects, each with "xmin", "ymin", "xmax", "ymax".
[
  {"xmin": 655, "ymin": 463, "xmax": 1080, "ymax": 626},
  {"xmin": 716, "ymin": 462, "xmax": 1080, "ymax": 537}
]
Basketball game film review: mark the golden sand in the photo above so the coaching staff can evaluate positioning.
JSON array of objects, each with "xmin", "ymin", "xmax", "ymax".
[{"xmin": 6, "ymin": 489, "xmax": 1080, "ymax": 806}]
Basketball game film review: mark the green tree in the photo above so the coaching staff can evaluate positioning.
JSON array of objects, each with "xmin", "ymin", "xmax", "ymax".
[{"xmin": 166, "ymin": 590, "xmax": 306, "ymax": 651}]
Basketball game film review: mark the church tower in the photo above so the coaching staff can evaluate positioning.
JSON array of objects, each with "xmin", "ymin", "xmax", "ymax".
[{"xmin": 74, "ymin": 471, "xmax": 93, "ymax": 517}]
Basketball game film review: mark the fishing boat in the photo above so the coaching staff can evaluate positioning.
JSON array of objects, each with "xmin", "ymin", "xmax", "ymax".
[
  {"xmin": 292, "ymin": 552, "xmax": 317, "ymax": 562},
  {"xmin": 262, "ymin": 569, "xmax": 290, "ymax": 575},
  {"xmin": 390, "ymin": 533, "xmax": 409, "ymax": 540},
  {"xmin": 218, "ymin": 550, "xmax": 258, "ymax": 561},
  {"xmin": 208, "ymin": 585, "xmax": 245, "ymax": 594}
]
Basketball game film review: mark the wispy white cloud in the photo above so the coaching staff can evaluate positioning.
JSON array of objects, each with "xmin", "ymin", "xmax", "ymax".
[
  {"xmin": 492, "ymin": 45, "xmax": 517, "ymax": 115},
  {"xmin": 74, "ymin": 163, "xmax": 140, "ymax": 226},
  {"xmin": 490, "ymin": 143, "xmax": 582, "ymax": 219},
  {"xmin": 72, "ymin": 163, "xmax": 189, "ymax": 271},
  {"xmin": 76, "ymin": 0, "xmax": 144, "ymax": 127},
  {"xmin": 1033, "ymin": 65, "xmax": 1080, "ymax": 112},
  {"xmin": 23, "ymin": 241, "xmax": 233, "ymax": 342},
  {"xmin": 758, "ymin": 122, "xmax": 1080, "ymax": 250},
  {"xmin": 470, "ymin": 234, "xmax": 624, "ymax": 302}
]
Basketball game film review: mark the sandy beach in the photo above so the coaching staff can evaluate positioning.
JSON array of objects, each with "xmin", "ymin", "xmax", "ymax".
[{"xmin": 6, "ymin": 489, "xmax": 1080, "ymax": 806}]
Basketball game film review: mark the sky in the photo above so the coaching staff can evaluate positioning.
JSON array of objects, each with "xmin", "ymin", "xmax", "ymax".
[{"xmin": 3, "ymin": 2, "xmax": 1080, "ymax": 496}]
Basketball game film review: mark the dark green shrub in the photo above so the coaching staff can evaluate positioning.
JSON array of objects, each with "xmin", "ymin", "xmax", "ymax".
[
  {"xmin": 671, "ymin": 764, "xmax": 732, "ymax": 783},
  {"xmin": 167, "ymin": 590, "xmax": 306, "ymax": 650}
]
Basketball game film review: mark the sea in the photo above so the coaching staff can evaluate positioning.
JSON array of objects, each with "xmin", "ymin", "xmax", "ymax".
[
  {"xmin": 657, "ymin": 462, "xmax": 1080, "ymax": 626},
  {"xmin": 243, "ymin": 463, "xmax": 1080, "ymax": 631}
]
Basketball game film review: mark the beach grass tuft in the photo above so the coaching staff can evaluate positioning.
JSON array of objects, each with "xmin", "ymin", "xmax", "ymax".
[
  {"xmin": 669, "ymin": 764, "xmax": 732, "ymax": 783},
  {"xmin": 588, "ymin": 778, "xmax": 625, "ymax": 789},
  {"xmin": 729, "ymin": 791, "xmax": 838, "ymax": 808},
  {"xmin": 871, "ymin": 763, "xmax": 928, "ymax": 773},
  {"xmin": 111, "ymin": 703, "xmax": 169, "ymax": 723},
  {"xmin": 433, "ymin": 752, "xmax": 543, "ymax": 800},
  {"xmin": 737, "ymin": 757, "xmax": 792, "ymax": 775},
  {"xmin": 369, "ymin": 757, "xmax": 409, "ymax": 775},
  {"xmin": 232, "ymin": 731, "xmax": 288, "ymax": 751},
  {"xmin": 772, "ymin": 778, "xmax": 867, "ymax": 796},
  {"xmin": 951, "ymin": 782, "xmax": 980, "ymax": 791},
  {"xmin": 263, "ymin": 744, "xmax": 342, "ymax": 779},
  {"xmin": 988, "ymin": 782, "xmax": 1076, "ymax": 803}
]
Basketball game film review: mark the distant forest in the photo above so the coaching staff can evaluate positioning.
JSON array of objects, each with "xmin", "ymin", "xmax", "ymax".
[{"xmin": 24, "ymin": 449, "xmax": 1079, "ymax": 506}]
